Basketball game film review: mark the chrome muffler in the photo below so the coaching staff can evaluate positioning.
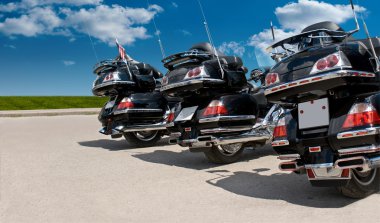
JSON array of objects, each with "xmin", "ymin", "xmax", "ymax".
[
  {"xmin": 279, "ymin": 161, "xmax": 303, "ymax": 171},
  {"xmin": 334, "ymin": 156, "xmax": 368, "ymax": 169}
]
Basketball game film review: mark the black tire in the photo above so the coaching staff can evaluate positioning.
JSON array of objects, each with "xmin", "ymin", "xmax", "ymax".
[
  {"xmin": 337, "ymin": 168, "xmax": 380, "ymax": 199},
  {"xmin": 123, "ymin": 131, "xmax": 162, "ymax": 147},
  {"xmin": 203, "ymin": 144, "xmax": 244, "ymax": 164}
]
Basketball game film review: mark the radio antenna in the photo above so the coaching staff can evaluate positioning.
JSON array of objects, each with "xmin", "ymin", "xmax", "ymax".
[
  {"xmin": 360, "ymin": 15, "xmax": 380, "ymax": 72},
  {"xmin": 348, "ymin": 0, "xmax": 360, "ymax": 35},
  {"xmin": 270, "ymin": 21, "xmax": 276, "ymax": 42},
  {"xmin": 197, "ymin": 0, "xmax": 224, "ymax": 78},
  {"xmin": 147, "ymin": 0, "xmax": 166, "ymax": 58}
]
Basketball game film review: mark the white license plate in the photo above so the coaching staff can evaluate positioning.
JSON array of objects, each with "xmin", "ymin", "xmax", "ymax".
[
  {"xmin": 105, "ymin": 100, "xmax": 115, "ymax": 109},
  {"xmin": 298, "ymin": 98, "xmax": 329, "ymax": 129},
  {"xmin": 175, "ymin": 106, "xmax": 198, "ymax": 121}
]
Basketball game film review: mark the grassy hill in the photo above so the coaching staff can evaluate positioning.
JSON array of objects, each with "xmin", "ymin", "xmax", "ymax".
[{"xmin": 0, "ymin": 96, "xmax": 108, "ymax": 110}]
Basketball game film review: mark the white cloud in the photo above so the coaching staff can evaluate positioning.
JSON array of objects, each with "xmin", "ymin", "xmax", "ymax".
[
  {"xmin": 0, "ymin": 7, "xmax": 62, "ymax": 37},
  {"xmin": 249, "ymin": 0, "xmax": 366, "ymax": 53},
  {"xmin": 275, "ymin": 0, "xmax": 365, "ymax": 32},
  {"xmin": 180, "ymin": 29, "xmax": 191, "ymax": 36},
  {"xmin": 218, "ymin": 41, "xmax": 246, "ymax": 57},
  {"xmin": 172, "ymin": 2, "xmax": 178, "ymax": 8},
  {"xmin": 0, "ymin": 2, "xmax": 163, "ymax": 46},
  {"xmin": 62, "ymin": 60, "xmax": 75, "ymax": 66},
  {"xmin": 4, "ymin": 44, "xmax": 16, "ymax": 49}
]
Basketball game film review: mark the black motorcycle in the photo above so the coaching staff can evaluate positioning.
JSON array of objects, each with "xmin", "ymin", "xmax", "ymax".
[
  {"xmin": 161, "ymin": 43, "xmax": 280, "ymax": 163},
  {"xmin": 92, "ymin": 53, "xmax": 174, "ymax": 147},
  {"xmin": 266, "ymin": 20, "xmax": 380, "ymax": 198}
]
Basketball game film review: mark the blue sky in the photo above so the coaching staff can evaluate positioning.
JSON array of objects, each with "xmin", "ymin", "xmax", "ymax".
[{"xmin": 0, "ymin": 0, "xmax": 379, "ymax": 95}]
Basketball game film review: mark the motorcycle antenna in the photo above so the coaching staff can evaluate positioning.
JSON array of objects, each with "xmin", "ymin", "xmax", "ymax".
[
  {"xmin": 147, "ymin": 0, "xmax": 166, "ymax": 59},
  {"xmin": 360, "ymin": 14, "xmax": 380, "ymax": 72},
  {"xmin": 348, "ymin": 0, "xmax": 360, "ymax": 35},
  {"xmin": 197, "ymin": 0, "xmax": 224, "ymax": 78},
  {"xmin": 270, "ymin": 21, "xmax": 276, "ymax": 42}
]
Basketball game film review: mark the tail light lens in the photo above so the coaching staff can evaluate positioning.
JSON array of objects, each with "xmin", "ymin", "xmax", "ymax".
[
  {"xmin": 162, "ymin": 76, "xmax": 168, "ymax": 85},
  {"xmin": 103, "ymin": 71, "xmax": 120, "ymax": 82},
  {"xmin": 342, "ymin": 102, "xmax": 380, "ymax": 129},
  {"xmin": 117, "ymin": 98, "xmax": 134, "ymax": 110},
  {"xmin": 273, "ymin": 116, "xmax": 287, "ymax": 138},
  {"xmin": 311, "ymin": 52, "xmax": 351, "ymax": 74},
  {"xmin": 184, "ymin": 66, "xmax": 209, "ymax": 80},
  {"xmin": 265, "ymin": 73, "xmax": 279, "ymax": 86},
  {"xmin": 167, "ymin": 112, "xmax": 175, "ymax": 122},
  {"xmin": 203, "ymin": 100, "xmax": 228, "ymax": 117}
]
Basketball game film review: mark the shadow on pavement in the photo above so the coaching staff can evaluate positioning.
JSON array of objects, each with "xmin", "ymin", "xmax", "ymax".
[
  {"xmin": 132, "ymin": 145, "xmax": 276, "ymax": 170},
  {"xmin": 206, "ymin": 168, "xmax": 358, "ymax": 208},
  {"xmin": 78, "ymin": 138, "xmax": 169, "ymax": 151}
]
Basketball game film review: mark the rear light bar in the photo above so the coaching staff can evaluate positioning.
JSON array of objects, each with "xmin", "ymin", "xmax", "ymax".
[
  {"xmin": 264, "ymin": 70, "xmax": 376, "ymax": 95},
  {"xmin": 117, "ymin": 98, "xmax": 134, "ymax": 110},
  {"xmin": 271, "ymin": 140, "xmax": 289, "ymax": 147},
  {"xmin": 342, "ymin": 102, "xmax": 380, "ymax": 129},
  {"xmin": 184, "ymin": 66, "xmax": 209, "ymax": 80},
  {"xmin": 202, "ymin": 100, "xmax": 228, "ymax": 117},
  {"xmin": 265, "ymin": 73, "xmax": 279, "ymax": 86},
  {"xmin": 337, "ymin": 127, "xmax": 378, "ymax": 139},
  {"xmin": 310, "ymin": 51, "xmax": 351, "ymax": 74}
]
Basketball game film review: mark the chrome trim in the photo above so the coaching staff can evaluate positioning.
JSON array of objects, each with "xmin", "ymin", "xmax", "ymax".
[
  {"xmin": 92, "ymin": 80, "xmax": 135, "ymax": 91},
  {"xmin": 200, "ymin": 126, "xmax": 252, "ymax": 134},
  {"xmin": 199, "ymin": 115, "xmax": 256, "ymax": 123},
  {"xmin": 277, "ymin": 154, "xmax": 300, "ymax": 160},
  {"xmin": 334, "ymin": 156, "xmax": 368, "ymax": 169},
  {"xmin": 305, "ymin": 163, "xmax": 334, "ymax": 169},
  {"xmin": 169, "ymin": 132, "xmax": 181, "ymax": 138},
  {"xmin": 337, "ymin": 127, "xmax": 379, "ymax": 139},
  {"xmin": 113, "ymin": 108, "xmax": 163, "ymax": 115},
  {"xmin": 166, "ymin": 122, "xmax": 175, "ymax": 127},
  {"xmin": 271, "ymin": 140, "xmax": 290, "ymax": 147},
  {"xmin": 99, "ymin": 127, "xmax": 120, "ymax": 136},
  {"xmin": 160, "ymin": 78, "xmax": 225, "ymax": 91},
  {"xmin": 279, "ymin": 161, "xmax": 303, "ymax": 171},
  {"xmin": 338, "ymin": 144, "xmax": 380, "ymax": 156},
  {"xmin": 264, "ymin": 69, "xmax": 376, "ymax": 95},
  {"xmin": 115, "ymin": 122, "xmax": 167, "ymax": 132},
  {"xmin": 369, "ymin": 156, "xmax": 380, "ymax": 169}
]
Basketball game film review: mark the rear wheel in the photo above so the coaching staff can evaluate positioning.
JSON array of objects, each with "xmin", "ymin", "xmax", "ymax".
[
  {"xmin": 203, "ymin": 143, "xmax": 244, "ymax": 164},
  {"xmin": 338, "ymin": 168, "xmax": 380, "ymax": 199},
  {"xmin": 123, "ymin": 131, "xmax": 162, "ymax": 147}
]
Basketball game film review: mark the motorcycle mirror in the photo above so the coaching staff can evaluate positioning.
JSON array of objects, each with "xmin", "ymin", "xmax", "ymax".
[{"xmin": 250, "ymin": 69, "xmax": 264, "ymax": 81}]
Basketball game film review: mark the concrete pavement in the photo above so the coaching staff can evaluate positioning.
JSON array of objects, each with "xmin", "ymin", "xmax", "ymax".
[
  {"xmin": 0, "ymin": 115, "xmax": 379, "ymax": 222},
  {"xmin": 0, "ymin": 108, "xmax": 100, "ymax": 117}
]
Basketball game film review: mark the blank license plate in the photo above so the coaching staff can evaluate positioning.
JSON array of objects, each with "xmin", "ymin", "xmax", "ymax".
[
  {"xmin": 298, "ymin": 98, "xmax": 329, "ymax": 129},
  {"xmin": 175, "ymin": 106, "xmax": 198, "ymax": 122}
]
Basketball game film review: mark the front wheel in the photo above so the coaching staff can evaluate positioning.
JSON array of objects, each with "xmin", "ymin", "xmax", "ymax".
[
  {"xmin": 203, "ymin": 143, "xmax": 244, "ymax": 164},
  {"xmin": 338, "ymin": 168, "xmax": 380, "ymax": 199},
  {"xmin": 123, "ymin": 131, "xmax": 162, "ymax": 147}
]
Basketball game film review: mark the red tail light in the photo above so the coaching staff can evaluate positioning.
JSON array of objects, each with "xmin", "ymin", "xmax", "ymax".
[
  {"xmin": 184, "ymin": 66, "xmax": 208, "ymax": 80},
  {"xmin": 117, "ymin": 98, "xmax": 134, "ymax": 110},
  {"xmin": 311, "ymin": 52, "xmax": 351, "ymax": 74},
  {"xmin": 265, "ymin": 73, "xmax": 279, "ymax": 86},
  {"xmin": 167, "ymin": 112, "xmax": 175, "ymax": 122},
  {"xmin": 203, "ymin": 100, "xmax": 228, "ymax": 117},
  {"xmin": 342, "ymin": 102, "xmax": 380, "ymax": 129},
  {"xmin": 273, "ymin": 116, "xmax": 287, "ymax": 138}
]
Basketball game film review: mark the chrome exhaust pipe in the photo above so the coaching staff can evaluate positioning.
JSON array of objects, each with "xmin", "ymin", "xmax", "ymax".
[
  {"xmin": 279, "ymin": 161, "xmax": 302, "ymax": 171},
  {"xmin": 369, "ymin": 156, "xmax": 380, "ymax": 169},
  {"xmin": 168, "ymin": 138, "xmax": 178, "ymax": 145},
  {"xmin": 334, "ymin": 156, "xmax": 368, "ymax": 169}
]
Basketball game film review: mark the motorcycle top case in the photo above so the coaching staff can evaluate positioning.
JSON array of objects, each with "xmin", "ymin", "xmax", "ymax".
[
  {"xmin": 92, "ymin": 60, "xmax": 159, "ymax": 96},
  {"xmin": 265, "ymin": 38, "xmax": 380, "ymax": 104}
]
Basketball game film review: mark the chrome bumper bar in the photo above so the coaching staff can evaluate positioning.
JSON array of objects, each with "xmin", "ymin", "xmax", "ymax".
[
  {"xmin": 114, "ymin": 122, "xmax": 167, "ymax": 133},
  {"xmin": 160, "ymin": 78, "xmax": 225, "ymax": 91},
  {"xmin": 171, "ymin": 129, "xmax": 271, "ymax": 148}
]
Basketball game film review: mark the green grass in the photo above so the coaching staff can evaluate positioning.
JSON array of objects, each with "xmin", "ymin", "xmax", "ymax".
[{"xmin": 0, "ymin": 96, "xmax": 108, "ymax": 110}]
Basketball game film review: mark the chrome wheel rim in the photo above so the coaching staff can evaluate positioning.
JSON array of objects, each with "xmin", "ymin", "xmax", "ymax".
[
  {"xmin": 133, "ymin": 131, "xmax": 158, "ymax": 142},
  {"xmin": 218, "ymin": 143, "xmax": 243, "ymax": 156},
  {"xmin": 352, "ymin": 168, "xmax": 377, "ymax": 186}
]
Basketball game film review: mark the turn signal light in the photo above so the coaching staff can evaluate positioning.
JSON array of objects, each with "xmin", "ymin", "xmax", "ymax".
[
  {"xmin": 117, "ymin": 98, "xmax": 134, "ymax": 110},
  {"xmin": 342, "ymin": 102, "xmax": 380, "ymax": 129},
  {"xmin": 273, "ymin": 116, "xmax": 287, "ymax": 138},
  {"xmin": 203, "ymin": 100, "xmax": 228, "ymax": 117}
]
